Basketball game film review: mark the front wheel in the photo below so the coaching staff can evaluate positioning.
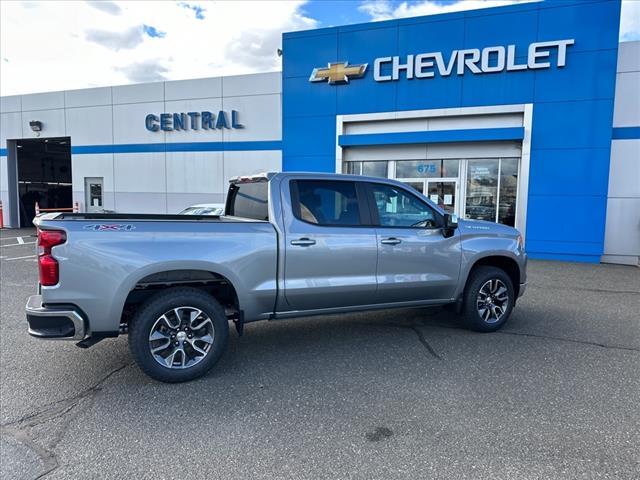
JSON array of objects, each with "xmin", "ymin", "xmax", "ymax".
[
  {"xmin": 128, "ymin": 287, "xmax": 229, "ymax": 382},
  {"xmin": 461, "ymin": 266, "xmax": 514, "ymax": 332}
]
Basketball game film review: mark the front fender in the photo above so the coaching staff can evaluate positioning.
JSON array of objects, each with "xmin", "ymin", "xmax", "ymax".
[{"xmin": 454, "ymin": 235, "xmax": 526, "ymax": 300}]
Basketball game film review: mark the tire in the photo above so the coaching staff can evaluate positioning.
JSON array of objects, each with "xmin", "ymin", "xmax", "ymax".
[
  {"xmin": 128, "ymin": 287, "xmax": 229, "ymax": 383},
  {"xmin": 461, "ymin": 266, "xmax": 514, "ymax": 332}
]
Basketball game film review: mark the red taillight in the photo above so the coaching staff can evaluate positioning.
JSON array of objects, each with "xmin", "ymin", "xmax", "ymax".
[
  {"xmin": 37, "ymin": 229, "xmax": 66, "ymax": 286},
  {"xmin": 38, "ymin": 230, "xmax": 66, "ymax": 249},
  {"xmin": 39, "ymin": 254, "xmax": 59, "ymax": 286}
]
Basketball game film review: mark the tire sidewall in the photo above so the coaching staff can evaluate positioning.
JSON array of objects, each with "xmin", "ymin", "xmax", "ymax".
[
  {"xmin": 129, "ymin": 288, "xmax": 229, "ymax": 382},
  {"xmin": 463, "ymin": 267, "xmax": 515, "ymax": 332}
]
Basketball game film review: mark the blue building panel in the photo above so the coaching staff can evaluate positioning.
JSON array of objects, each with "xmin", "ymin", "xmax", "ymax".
[
  {"xmin": 283, "ymin": 76, "xmax": 336, "ymax": 117},
  {"xmin": 533, "ymin": 49, "xmax": 618, "ymax": 102},
  {"xmin": 283, "ymin": 114, "xmax": 336, "ymax": 158},
  {"xmin": 282, "ymin": 0, "xmax": 622, "ymax": 262},
  {"xmin": 537, "ymin": 0, "xmax": 621, "ymax": 53},
  {"xmin": 531, "ymin": 99, "xmax": 615, "ymax": 150},
  {"xmin": 526, "ymin": 195, "xmax": 607, "ymax": 245},
  {"xmin": 397, "ymin": 17, "xmax": 465, "ymax": 56},
  {"xmin": 460, "ymin": 58, "xmax": 535, "ymax": 106},
  {"xmin": 283, "ymin": 32, "xmax": 338, "ymax": 79},
  {"xmin": 283, "ymin": 154, "xmax": 336, "ymax": 173},
  {"xmin": 463, "ymin": 10, "xmax": 539, "ymax": 50},
  {"xmin": 336, "ymin": 26, "xmax": 398, "ymax": 114},
  {"xmin": 527, "ymin": 148, "xmax": 611, "ymax": 197},
  {"xmin": 396, "ymin": 74, "xmax": 463, "ymax": 111}
]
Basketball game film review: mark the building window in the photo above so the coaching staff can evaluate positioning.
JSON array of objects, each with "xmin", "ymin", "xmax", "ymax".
[
  {"xmin": 343, "ymin": 161, "xmax": 388, "ymax": 178},
  {"xmin": 465, "ymin": 159, "xmax": 499, "ymax": 222},
  {"xmin": 343, "ymin": 156, "xmax": 520, "ymax": 228},
  {"xmin": 395, "ymin": 159, "xmax": 459, "ymax": 178},
  {"xmin": 498, "ymin": 158, "xmax": 518, "ymax": 227},
  {"xmin": 343, "ymin": 161, "xmax": 361, "ymax": 175},
  {"xmin": 465, "ymin": 158, "xmax": 519, "ymax": 226}
]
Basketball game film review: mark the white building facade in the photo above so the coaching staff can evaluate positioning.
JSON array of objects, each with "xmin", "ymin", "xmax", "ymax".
[{"xmin": 0, "ymin": 72, "xmax": 281, "ymax": 224}]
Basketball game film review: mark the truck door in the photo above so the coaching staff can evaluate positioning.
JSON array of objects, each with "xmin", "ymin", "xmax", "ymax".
[
  {"xmin": 282, "ymin": 179, "xmax": 378, "ymax": 311},
  {"xmin": 366, "ymin": 182, "xmax": 461, "ymax": 303}
]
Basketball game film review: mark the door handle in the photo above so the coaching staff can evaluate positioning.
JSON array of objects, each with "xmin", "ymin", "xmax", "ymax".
[
  {"xmin": 381, "ymin": 237, "xmax": 402, "ymax": 245},
  {"xmin": 290, "ymin": 238, "xmax": 316, "ymax": 246}
]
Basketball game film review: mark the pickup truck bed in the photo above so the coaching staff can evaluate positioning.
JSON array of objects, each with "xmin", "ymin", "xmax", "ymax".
[{"xmin": 30, "ymin": 212, "xmax": 278, "ymax": 338}]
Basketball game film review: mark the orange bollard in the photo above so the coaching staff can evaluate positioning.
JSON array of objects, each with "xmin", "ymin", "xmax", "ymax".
[
  {"xmin": 35, "ymin": 202, "xmax": 40, "ymax": 216},
  {"xmin": 0, "ymin": 200, "xmax": 4, "ymax": 228}
]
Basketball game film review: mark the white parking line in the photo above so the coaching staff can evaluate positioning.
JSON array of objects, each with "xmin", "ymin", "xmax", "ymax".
[
  {"xmin": 17, "ymin": 236, "xmax": 25, "ymax": 244},
  {"xmin": 0, "ymin": 241, "xmax": 36, "ymax": 248},
  {"xmin": 5, "ymin": 255, "xmax": 36, "ymax": 261}
]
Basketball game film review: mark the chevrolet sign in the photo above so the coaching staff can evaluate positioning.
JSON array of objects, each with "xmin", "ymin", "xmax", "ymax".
[
  {"xmin": 309, "ymin": 62, "xmax": 368, "ymax": 84},
  {"xmin": 374, "ymin": 39, "xmax": 575, "ymax": 81},
  {"xmin": 309, "ymin": 39, "xmax": 574, "ymax": 85}
]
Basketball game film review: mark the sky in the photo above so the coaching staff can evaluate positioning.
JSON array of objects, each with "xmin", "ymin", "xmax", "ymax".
[{"xmin": 0, "ymin": 0, "xmax": 638, "ymax": 96}]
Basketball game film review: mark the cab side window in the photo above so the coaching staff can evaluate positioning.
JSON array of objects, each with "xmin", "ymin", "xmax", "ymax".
[
  {"xmin": 293, "ymin": 180, "xmax": 362, "ymax": 226},
  {"xmin": 370, "ymin": 183, "xmax": 438, "ymax": 228}
]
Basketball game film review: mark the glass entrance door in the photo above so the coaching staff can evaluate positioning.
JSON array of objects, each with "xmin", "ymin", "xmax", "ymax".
[{"xmin": 426, "ymin": 180, "xmax": 457, "ymax": 214}]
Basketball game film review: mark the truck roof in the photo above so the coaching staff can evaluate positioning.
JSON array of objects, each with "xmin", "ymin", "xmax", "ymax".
[{"xmin": 229, "ymin": 171, "xmax": 401, "ymax": 185}]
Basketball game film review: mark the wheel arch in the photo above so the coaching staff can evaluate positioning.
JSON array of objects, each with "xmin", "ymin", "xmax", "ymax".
[
  {"xmin": 116, "ymin": 266, "xmax": 241, "ymax": 329},
  {"xmin": 465, "ymin": 255, "xmax": 521, "ymax": 299}
]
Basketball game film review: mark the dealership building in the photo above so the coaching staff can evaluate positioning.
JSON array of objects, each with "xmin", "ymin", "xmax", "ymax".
[{"xmin": 1, "ymin": 0, "xmax": 638, "ymax": 265}]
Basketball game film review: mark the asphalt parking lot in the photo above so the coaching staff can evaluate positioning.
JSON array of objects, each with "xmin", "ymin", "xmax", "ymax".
[{"xmin": 1, "ymin": 228, "xmax": 639, "ymax": 479}]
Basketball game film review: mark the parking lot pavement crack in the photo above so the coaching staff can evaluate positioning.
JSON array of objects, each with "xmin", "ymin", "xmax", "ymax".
[
  {"xmin": 0, "ymin": 362, "xmax": 132, "ymax": 480},
  {"xmin": 408, "ymin": 325, "xmax": 443, "ymax": 360},
  {"xmin": 360, "ymin": 321, "xmax": 443, "ymax": 360},
  {"xmin": 407, "ymin": 321, "xmax": 640, "ymax": 354},
  {"xmin": 1, "ymin": 425, "xmax": 58, "ymax": 480},
  {"xmin": 496, "ymin": 330, "xmax": 640, "ymax": 353}
]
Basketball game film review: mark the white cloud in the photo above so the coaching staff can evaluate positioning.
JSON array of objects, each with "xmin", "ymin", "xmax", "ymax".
[
  {"xmin": 85, "ymin": 25, "xmax": 147, "ymax": 50},
  {"xmin": 359, "ymin": 0, "xmax": 536, "ymax": 21},
  {"xmin": 621, "ymin": 0, "xmax": 640, "ymax": 42},
  {"xmin": 114, "ymin": 59, "xmax": 170, "ymax": 83},
  {"xmin": 86, "ymin": 1, "xmax": 122, "ymax": 16},
  {"xmin": 0, "ymin": 0, "xmax": 316, "ymax": 96}
]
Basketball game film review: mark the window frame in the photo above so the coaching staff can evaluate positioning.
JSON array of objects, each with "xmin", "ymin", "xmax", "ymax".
[
  {"xmin": 290, "ymin": 179, "xmax": 373, "ymax": 227},
  {"xmin": 363, "ymin": 181, "xmax": 444, "ymax": 230}
]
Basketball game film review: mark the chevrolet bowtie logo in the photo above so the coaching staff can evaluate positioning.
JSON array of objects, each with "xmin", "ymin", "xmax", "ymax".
[{"xmin": 309, "ymin": 62, "xmax": 368, "ymax": 84}]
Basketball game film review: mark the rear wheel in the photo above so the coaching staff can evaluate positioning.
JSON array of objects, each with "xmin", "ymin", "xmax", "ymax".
[
  {"xmin": 461, "ymin": 266, "xmax": 514, "ymax": 332},
  {"xmin": 128, "ymin": 287, "xmax": 229, "ymax": 382}
]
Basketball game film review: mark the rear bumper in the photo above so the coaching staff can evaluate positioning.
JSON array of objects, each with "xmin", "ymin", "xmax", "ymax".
[{"xmin": 26, "ymin": 295, "xmax": 87, "ymax": 340}]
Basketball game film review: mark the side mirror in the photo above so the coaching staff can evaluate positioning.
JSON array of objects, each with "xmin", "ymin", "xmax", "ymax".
[
  {"xmin": 442, "ymin": 213, "xmax": 458, "ymax": 237},
  {"xmin": 444, "ymin": 213, "xmax": 458, "ymax": 229}
]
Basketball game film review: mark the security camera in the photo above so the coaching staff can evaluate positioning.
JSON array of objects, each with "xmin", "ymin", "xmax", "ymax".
[{"xmin": 29, "ymin": 120, "xmax": 42, "ymax": 132}]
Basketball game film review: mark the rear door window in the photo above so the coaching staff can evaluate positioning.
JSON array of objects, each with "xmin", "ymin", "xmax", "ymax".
[
  {"xmin": 292, "ymin": 180, "xmax": 363, "ymax": 226},
  {"xmin": 227, "ymin": 181, "xmax": 269, "ymax": 220}
]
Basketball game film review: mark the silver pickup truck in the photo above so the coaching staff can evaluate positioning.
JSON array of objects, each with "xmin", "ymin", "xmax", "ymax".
[{"xmin": 27, "ymin": 172, "xmax": 527, "ymax": 382}]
